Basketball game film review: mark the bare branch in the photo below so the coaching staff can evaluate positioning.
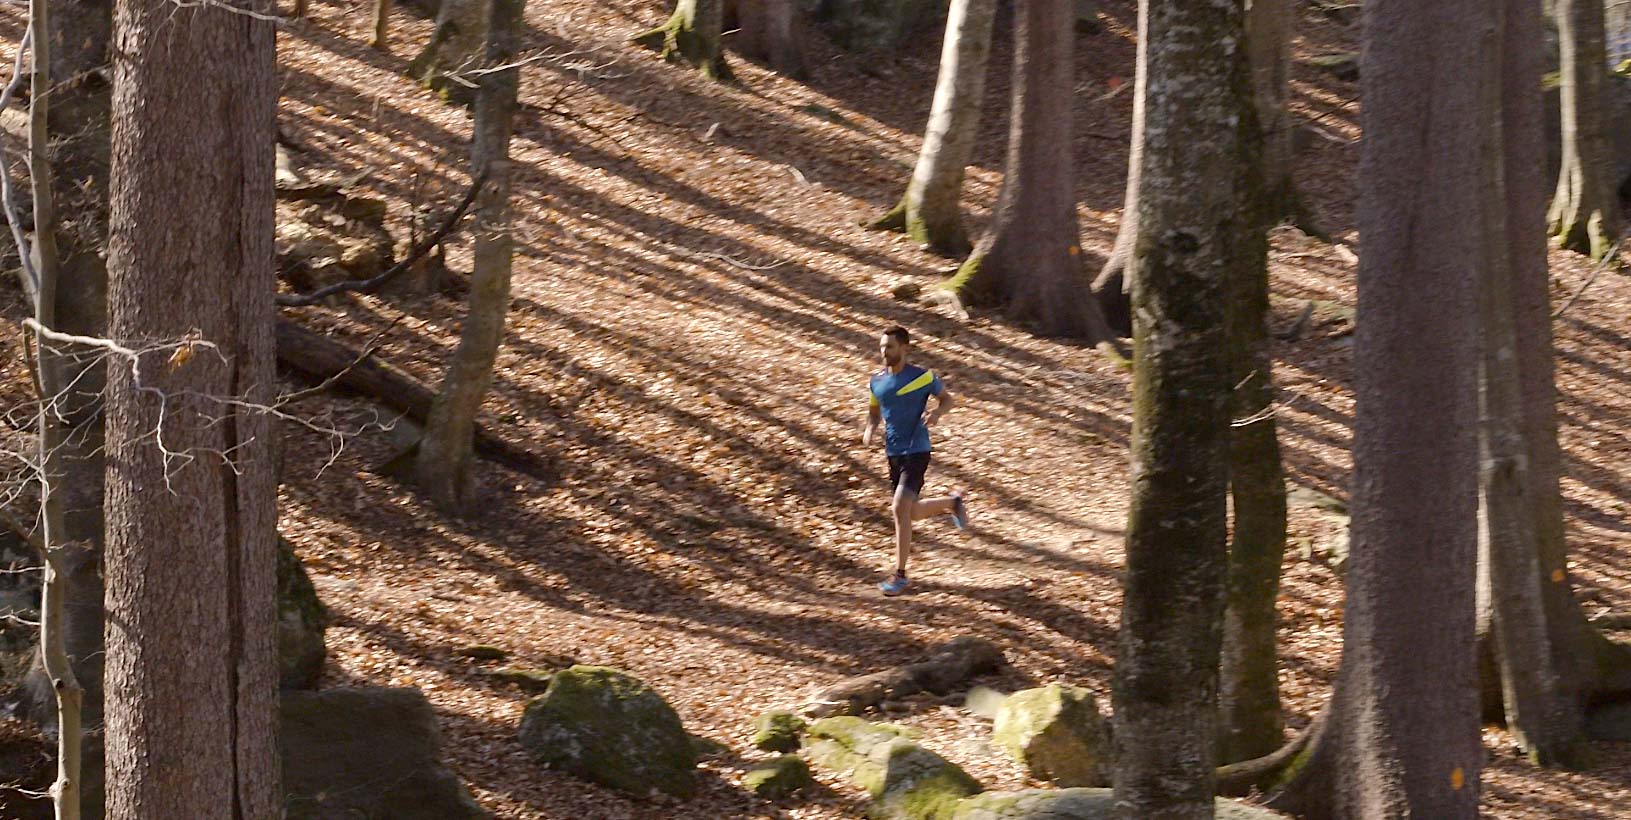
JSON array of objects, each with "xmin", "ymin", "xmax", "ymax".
[{"xmin": 1552, "ymin": 241, "xmax": 1622, "ymax": 319}]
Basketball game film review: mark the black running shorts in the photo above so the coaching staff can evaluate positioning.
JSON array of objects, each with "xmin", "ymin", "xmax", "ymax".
[{"xmin": 887, "ymin": 451, "xmax": 931, "ymax": 496}]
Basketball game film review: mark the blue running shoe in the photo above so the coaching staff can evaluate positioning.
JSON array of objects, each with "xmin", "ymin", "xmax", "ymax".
[
  {"xmin": 879, "ymin": 571, "xmax": 910, "ymax": 596},
  {"xmin": 950, "ymin": 491, "xmax": 969, "ymax": 531}
]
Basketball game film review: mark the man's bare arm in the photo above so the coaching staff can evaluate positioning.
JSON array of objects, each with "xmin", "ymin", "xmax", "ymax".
[
  {"xmin": 925, "ymin": 388, "xmax": 954, "ymax": 426},
  {"xmin": 863, "ymin": 403, "xmax": 882, "ymax": 445}
]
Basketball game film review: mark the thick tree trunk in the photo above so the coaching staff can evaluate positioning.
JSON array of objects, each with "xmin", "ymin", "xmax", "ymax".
[
  {"xmin": 1478, "ymin": 0, "xmax": 1589, "ymax": 769},
  {"xmin": 947, "ymin": 0, "xmax": 1112, "ymax": 342},
  {"xmin": 1089, "ymin": 0, "xmax": 1144, "ymax": 338},
  {"xmin": 1110, "ymin": 0, "xmax": 1250, "ymax": 813},
  {"xmin": 725, "ymin": 0, "xmax": 807, "ymax": 78},
  {"xmin": 1217, "ymin": 125, "xmax": 1285, "ymax": 764},
  {"xmin": 415, "ymin": 0, "xmax": 523, "ymax": 513},
  {"xmin": 870, "ymin": 0, "xmax": 997, "ymax": 257},
  {"xmin": 408, "ymin": 0, "xmax": 491, "ymax": 101},
  {"xmin": 633, "ymin": 0, "xmax": 732, "ymax": 81},
  {"xmin": 1264, "ymin": 2, "xmax": 1489, "ymax": 816},
  {"xmin": 103, "ymin": 0, "xmax": 280, "ymax": 815},
  {"xmin": 1548, "ymin": 0, "xmax": 1621, "ymax": 259}
]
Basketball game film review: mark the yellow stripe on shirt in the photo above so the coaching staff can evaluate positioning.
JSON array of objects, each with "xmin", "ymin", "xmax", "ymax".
[{"xmin": 895, "ymin": 370, "xmax": 935, "ymax": 396}]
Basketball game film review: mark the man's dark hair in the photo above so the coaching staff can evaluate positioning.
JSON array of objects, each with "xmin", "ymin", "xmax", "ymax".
[{"xmin": 884, "ymin": 325, "xmax": 911, "ymax": 346}]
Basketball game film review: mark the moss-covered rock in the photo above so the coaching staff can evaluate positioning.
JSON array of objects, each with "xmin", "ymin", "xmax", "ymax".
[
  {"xmin": 949, "ymin": 789, "xmax": 1285, "ymax": 819},
  {"xmin": 807, "ymin": 716, "xmax": 981, "ymax": 819},
  {"xmin": 277, "ymin": 538, "xmax": 326, "ymax": 690},
  {"xmin": 990, "ymin": 685, "xmax": 1111, "ymax": 787},
  {"xmin": 752, "ymin": 711, "xmax": 808, "ymax": 752},
  {"xmin": 517, "ymin": 665, "xmax": 698, "ymax": 798},
  {"xmin": 743, "ymin": 754, "xmax": 814, "ymax": 799}
]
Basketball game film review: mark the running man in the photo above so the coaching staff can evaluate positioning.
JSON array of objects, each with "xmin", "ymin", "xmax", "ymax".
[{"xmin": 862, "ymin": 325, "xmax": 969, "ymax": 596}]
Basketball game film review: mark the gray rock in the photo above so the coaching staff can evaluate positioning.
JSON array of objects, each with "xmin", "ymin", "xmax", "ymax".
[
  {"xmin": 1587, "ymin": 701, "xmax": 1631, "ymax": 741},
  {"xmin": 951, "ymin": 788, "xmax": 1285, "ymax": 819},
  {"xmin": 752, "ymin": 710, "xmax": 808, "ymax": 752},
  {"xmin": 277, "ymin": 538, "xmax": 326, "ymax": 690},
  {"xmin": 991, "ymin": 685, "xmax": 1112, "ymax": 787},
  {"xmin": 742, "ymin": 754, "xmax": 814, "ymax": 799},
  {"xmin": 806, "ymin": 716, "xmax": 982, "ymax": 819},
  {"xmin": 813, "ymin": 0, "xmax": 948, "ymax": 53},
  {"xmin": 517, "ymin": 665, "xmax": 698, "ymax": 798},
  {"xmin": 281, "ymin": 687, "xmax": 486, "ymax": 819}
]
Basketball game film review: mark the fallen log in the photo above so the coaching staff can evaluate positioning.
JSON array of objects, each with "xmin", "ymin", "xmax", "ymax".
[
  {"xmin": 802, "ymin": 635, "xmax": 1004, "ymax": 718},
  {"xmin": 274, "ymin": 318, "xmax": 552, "ymax": 482}
]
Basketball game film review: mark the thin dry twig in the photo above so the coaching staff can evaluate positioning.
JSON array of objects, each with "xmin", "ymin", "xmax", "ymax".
[{"xmin": 1552, "ymin": 241, "xmax": 1623, "ymax": 320}]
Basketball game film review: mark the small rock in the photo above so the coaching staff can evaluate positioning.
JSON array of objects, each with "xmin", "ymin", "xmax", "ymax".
[
  {"xmin": 751, "ymin": 711, "xmax": 808, "ymax": 753},
  {"xmin": 806, "ymin": 717, "xmax": 980, "ymax": 820},
  {"xmin": 517, "ymin": 665, "xmax": 698, "ymax": 798},
  {"xmin": 339, "ymin": 195, "xmax": 389, "ymax": 224},
  {"xmin": 486, "ymin": 667, "xmax": 553, "ymax": 692},
  {"xmin": 1304, "ymin": 52, "xmax": 1359, "ymax": 81},
  {"xmin": 742, "ymin": 754, "xmax": 813, "ymax": 799},
  {"xmin": 891, "ymin": 279, "xmax": 924, "ymax": 301},
  {"xmin": 457, "ymin": 645, "xmax": 508, "ymax": 662},
  {"xmin": 991, "ymin": 685, "xmax": 1112, "ymax": 787}
]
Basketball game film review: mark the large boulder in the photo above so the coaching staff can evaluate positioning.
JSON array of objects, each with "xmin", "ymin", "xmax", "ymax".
[
  {"xmin": 950, "ymin": 789, "xmax": 1285, "ymax": 819},
  {"xmin": 1586, "ymin": 700, "xmax": 1631, "ymax": 741},
  {"xmin": 281, "ymin": 687, "xmax": 486, "ymax": 819},
  {"xmin": 277, "ymin": 538, "xmax": 326, "ymax": 690},
  {"xmin": 516, "ymin": 665, "xmax": 698, "ymax": 798},
  {"xmin": 806, "ymin": 716, "xmax": 982, "ymax": 819},
  {"xmin": 990, "ymin": 685, "xmax": 1112, "ymax": 787}
]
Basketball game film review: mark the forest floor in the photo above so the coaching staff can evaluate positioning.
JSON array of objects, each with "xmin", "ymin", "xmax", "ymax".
[{"xmin": 4, "ymin": 0, "xmax": 1631, "ymax": 817}]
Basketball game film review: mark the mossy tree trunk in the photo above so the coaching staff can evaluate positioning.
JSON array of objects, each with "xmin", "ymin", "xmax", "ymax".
[
  {"xmin": 1110, "ymin": 0, "xmax": 1251, "ymax": 812},
  {"xmin": 1088, "ymin": 0, "xmax": 1144, "ymax": 338},
  {"xmin": 1263, "ymin": 2, "xmax": 1489, "ymax": 816},
  {"xmin": 1548, "ymin": 0, "xmax": 1621, "ymax": 259},
  {"xmin": 725, "ymin": 0, "xmax": 807, "ymax": 79},
  {"xmin": 1216, "ymin": 122, "xmax": 1286, "ymax": 765},
  {"xmin": 946, "ymin": 0, "xmax": 1112, "ymax": 342},
  {"xmin": 408, "ymin": 0, "xmax": 491, "ymax": 102},
  {"xmin": 415, "ymin": 0, "xmax": 524, "ymax": 513},
  {"xmin": 633, "ymin": 0, "xmax": 732, "ymax": 81},
  {"xmin": 870, "ymin": 0, "xmax": 997, "ymax": 257},
  {"xmin": 104, "ymin": 0, "xmax": 281, "ymax": 813}
]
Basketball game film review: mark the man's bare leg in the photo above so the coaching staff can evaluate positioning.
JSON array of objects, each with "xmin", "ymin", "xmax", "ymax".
[
  {"xmin": 891, "ymin": 485, "xmax": 916, "ymax": 574},
  {"xmin": 910, "ymin": 496, "xmax": 957, "ymax": 520}
]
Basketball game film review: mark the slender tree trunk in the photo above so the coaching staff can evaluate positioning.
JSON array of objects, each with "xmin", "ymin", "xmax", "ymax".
[
  {"xmin": 633, "ymin": 0, "xmax": 731, "ymax": 81},
  {"xmin": 947, "ymin": 0, "xmax": 1113, "ymax": 342},
  {"xmin": 1477, "ymin": 0, "xmax": 1590, "ymax": 769},
  {"xmin": 371, "ymin": 0, "xmax": 392, "ymax": 49},
  {"xmin": 415, "ymin": 0, "xmax": 523, "ymax": 514},
  {"xmin": 1111, "ymin": 0, "xmax": 1251, "ymax": 813},
  {"xmin": 1548, "ymin": 0, "xmax": 1621, "ymax": 259},
  {"xmin": 870, "ymin": 0, "xmax": 997, "ymax": 257},
  {"xmin": 103, "ymin": 0, "xmax": 280, "ymax": 814},
  {"xmin": 1089, "ymin": 0, "xmax": 1145, "ymax": 338},
  {"xmin": 725, "ymin": 0, "xmax": 807, "ymax": 78},
  {"xmin": 1217, "ymin": 119, "xmax": 1286, "ymax": 765},
  {"xmin": 1264, "ymin": 3, "xmax": 1489, "ymax": 817}
]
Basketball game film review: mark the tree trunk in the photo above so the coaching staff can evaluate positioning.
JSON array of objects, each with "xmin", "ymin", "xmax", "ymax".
[
  {"xmin": 1217, "ymin": 105, "xmax": 1286, "ymax": 765},
  {"xmin": 633, "ymin": 0, "xmax": 732, "ymax": 81},
  {"xmin": 103, "ymin": 0, "xmax": 280, "ymax": 814},
  {"xmin": 1548, "ymin": 0, "xmax": 1621, "ymax": 259},
  {"xmin": 371, "ymin": 0, "xmax": 392, "ymax": 49},
  {"xmin": 415, "ymin": 0, "xmax": 523, "ymax": 513},
  {"xmin": 1264, "ymin": 2, "xmax": 1489, "ymax": 816},
  {"xmin": 1110, "ymin": 0, "xmax": 1250, "ymax": 812},
  {"xmin": 725, "ymin": 0, "xmax": 807, "ymax": 78},
  {"xmin": 870, "ymin": 0, "xmax": 997, "ymax": 257},
  {"xmin": 946, "ymin": 0, "xmax": 1113, "ymax": 343},
  {"xmin": 1478, "ymin": 0, "xmax": 1590, "ymax": 769},
  {"xmin": 1088, "ymin": 0, "xmax": 1144, "ymax": 338},
  {"xmin": 407, "ymin": 0, "xmax": 491, "ymax": 102}
]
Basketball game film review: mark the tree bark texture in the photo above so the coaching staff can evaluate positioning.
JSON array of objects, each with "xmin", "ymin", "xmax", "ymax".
[
  {"xmin": 633, "ymin": 0, "xmax": 731, "ymax": 81},
  {"xmin": 104, "ymin": 0, "xmax": 280, "ymax": 815},
  {"xmin": 1477, "ymin": 0, "xmax": 1589, "ymax": 769},
  {"xmin": 1217, "ymin": 90, "xmax": 1286, "ymax": 765},
  {"xmin": 1089, "ymin": 0, "xmax": 1145, "ymax": 338},
  {"xmin": 415, "ymin": 0, "xmax": 523, "ymax": 513},
  {"xmin": 1548, "ymin": 0, "xmax": 1621, "ymax": 258},
  {"xmin": 371, "ymin": 0, "xmax": 393, "ymax": 49},
  {"xmin": 947, "ymin": 0, "xmax": 1112, "ymax": 342},
  {"xmin": 1246, "ymin": 0, "xmax": 1298, "ymax": 219},
  {"xmin": 725, "ymin": 0, "xmax": 807, "ymax": 78},
  {"xmin": 1110, "ymin": 0, "xmax": 1252, "ymax": 813},
  {"xmin": 1268, "ymin": 2, "xmax": 1488, "ymax": 816},
  {"xmin": 871, "ymin": 0, "xmax": 997, "ymax": 257}
]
